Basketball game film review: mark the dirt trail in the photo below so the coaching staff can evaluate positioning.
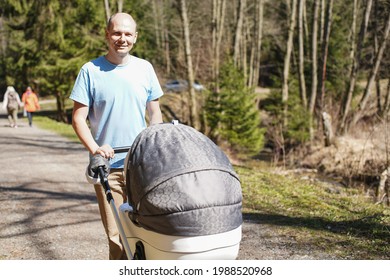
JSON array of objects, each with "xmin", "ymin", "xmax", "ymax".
[
  {"xmin": 0, "ymin": 110, "xmax": 108, "ymax": 259},
  {"xmin": 0, "ymin": 108, "xmax": 333, "ymax": 260}
]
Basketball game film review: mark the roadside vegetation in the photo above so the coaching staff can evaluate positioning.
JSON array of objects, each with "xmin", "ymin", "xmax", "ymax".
[
  {"xmin": 238, "ymin": 163, "xmax": 389, "ymax": 259},
  {"xmin": 34, "ymin": 116, "xmax": 79, "ymax": 142},
  {"xmin": 33, "ymin": 98, "xmax": 79, "ymax": 142}
]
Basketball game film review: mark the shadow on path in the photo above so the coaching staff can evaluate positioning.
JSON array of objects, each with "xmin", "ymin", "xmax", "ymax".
[{"xmin": 0, "ymin": 111, "xmax": 106, "ymax": 260}]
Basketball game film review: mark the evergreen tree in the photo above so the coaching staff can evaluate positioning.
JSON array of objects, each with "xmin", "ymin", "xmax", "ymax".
[
  {"xmin": 1, "ymin": 0, "xmax": 106, "ymax": 121},
  {"xmin": 205, "ymin": 60, "xmax": 264, "ymax": 154},
  {"xmin": 34, "ymin": 0, "xmax": 106, "ymax": 122},
  {"xmin": 263, "ymin": 79, "xmax": 310, "ymax": 154}
]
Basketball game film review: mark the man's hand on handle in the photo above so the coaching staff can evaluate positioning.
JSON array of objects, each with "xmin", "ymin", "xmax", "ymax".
[{"xmin": 87, "ymin": 154, "xmax": 111, "ymax": 179}]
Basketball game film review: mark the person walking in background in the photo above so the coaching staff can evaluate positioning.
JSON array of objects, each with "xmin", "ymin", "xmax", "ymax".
[
  {"xmin": 21, "ymin": 86, "xmax": 40, "ymax": 127},
  {"xmin": 70, "ymin": 12, "xmax": 163, "ymax": 259},
  {"xmin": 2, "ymin": 86, "xmax": 23, "ymax": 128}
]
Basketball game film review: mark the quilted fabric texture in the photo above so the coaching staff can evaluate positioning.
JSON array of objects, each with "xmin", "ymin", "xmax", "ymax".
[{"xmin": 126, "ymin": 123, "xmax": 242, "ymax": 236}]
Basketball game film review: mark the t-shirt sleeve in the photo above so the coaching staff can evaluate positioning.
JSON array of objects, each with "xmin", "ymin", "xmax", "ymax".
[
  {"xmin": 147, "ymin": 64, "xmax": 164, "ymax": 102},
  {"xmin": 70, "ymin": 68, "xmax": 91, "ymax": 106}
]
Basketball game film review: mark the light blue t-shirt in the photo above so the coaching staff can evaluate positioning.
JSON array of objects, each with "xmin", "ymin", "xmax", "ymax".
[{"xmin": 70, "ymin": 55, "xmax": 164, "ymax": 168}]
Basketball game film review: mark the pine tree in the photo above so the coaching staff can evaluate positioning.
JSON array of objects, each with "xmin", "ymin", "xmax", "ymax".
[{"xmin": 205, "ymin": 60, "xmax": 264, "ymax": 154}]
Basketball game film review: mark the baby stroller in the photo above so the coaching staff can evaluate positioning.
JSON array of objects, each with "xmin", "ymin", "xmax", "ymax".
[{"xmin": 89, "ymin": 122, "xmax": 242, "ymax": 260}]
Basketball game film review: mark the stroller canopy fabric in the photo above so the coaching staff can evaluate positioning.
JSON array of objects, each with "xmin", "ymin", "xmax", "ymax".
[{"xmin": 126, "ymin": 123, "xmax": 242, "ymax": 236}]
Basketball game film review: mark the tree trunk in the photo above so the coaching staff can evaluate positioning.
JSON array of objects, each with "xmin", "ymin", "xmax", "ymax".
[
  {"xmin": 319, "ymin": 0, "xmax": 325, "ymax": 45},
  {"xmin": 322, "ymin": 111, "xmax": 334, "ymax": 146},
  {"xmin": 103, "ymin": 0, "xmax": 111, "ymax": 22},
  {"xmin": 376, "ymin": 166, "xmax": 390, "ymax": 206},
  {"xmin": 318, "ymin": 0, "xmax": 334, "ymax": 115},
  {"xmin": 352, "ymin": 11, "xmax": 390, "ymax": 126},
  {"xmin": 117, "ymin": 0, "xmax": 123, "ymax": 13},
  {"xmin": 376, "ymin": 78, "xmax": 382, "ymax": 113},
  {"xmin": 282, "ymin": 0, "xmax": 297, "ymax": 125},
  {"xmin": 0, "ymin": 15, "xmax": 6, "ymax": 55},
  {"xmin": 303, "ymin": 0, "xmax": 309, "ymax": 44},
  {"xmin": 309, "ymin": 0, "xmax": 319, "ymax": 140},
  {"xmin": 178, "ymin": 0, "xmax": 199, "ymax": 130},
  {"xmin": 233, "ymin": 0, "xmax": 246, "ymax": 66},
  {"xmin": 373, "ymin": 3, "xmax": 381, "ymax": 114},
  {"xmin": 212, "ymin": 0, "xmax": 226, "ymax": 93},
  {"xmin": 250, "ymin": 0, "xmax": 264, "ymax": 88},
  {"xmin": 298, "ymin": 0, "xmax": 307, "ymax": 108},
  {"xmin": 242, "ymin": 19, "xmax": 248, "ymax": 81},
  {"xmin": 152, "ymin": 0, "xmax": 161, "ymax": 50},
  {"xmin": 163, "ymin": 2, "xmax": 171, "ymax": 76},
  {"xmin": 56, "ymin": 91, "xmax": 68, "ymax": 123},
  {"xmin": 349, "ymin": 0, "xmax": 358, "ymax": 71},
  {"xmin": 212, "ymin": 0, "xmax": 217, "ymax": 85},
  {"xmin": 249, "ymin": 35, "xmax": 255, "ymax": 87},
  {"xmin": 384, "ymin": 79, "xmax": 390, "ymax": 114},
  {"xmin": 340, "ymin": 0, "xmax": 358, "ymax": 133},
  {"xmin": 340, "ymin": 0, "xmax": 373, "ymax": 132}
]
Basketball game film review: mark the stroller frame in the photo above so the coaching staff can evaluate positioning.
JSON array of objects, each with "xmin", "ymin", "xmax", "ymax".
[{"xmin": 97, "ymin": 164, "xmax": 135, "ymax": 260}]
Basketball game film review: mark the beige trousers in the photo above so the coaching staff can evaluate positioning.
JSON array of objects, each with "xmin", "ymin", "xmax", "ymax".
[
  {"xmin": 7, "ymin": 108, "xmax": 18, "ymax": 126},
  {"xmin": 94, "ymin": 169, "xmax": 128, "ymax": 260}
]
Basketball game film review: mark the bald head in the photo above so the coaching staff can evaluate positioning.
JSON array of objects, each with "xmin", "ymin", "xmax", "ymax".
[
  {"xmin": 104, "ymin": 12, "xmax": 138, "ymax": 64},
  {"xmin": 106, "ymin": 13, "xmax": 137, "ymax": 31}
]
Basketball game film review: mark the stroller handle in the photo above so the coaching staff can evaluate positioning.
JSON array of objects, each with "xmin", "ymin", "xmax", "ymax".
[
  {"xmin": 97, "ymin": 165, "xmax": 134, "ymax": 260},
  {"xmin": 113, "ymin": 146, "xmax": 132, "ymax": 154}
]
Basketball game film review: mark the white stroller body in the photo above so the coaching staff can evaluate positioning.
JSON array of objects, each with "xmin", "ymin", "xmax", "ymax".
[
  {"xmin": 91, "ymin": 123, "xmax": 243, "ymax": 260},
  {"xmin": 119, "ymin": 203, "xmax": 241, "ymax": 260}
]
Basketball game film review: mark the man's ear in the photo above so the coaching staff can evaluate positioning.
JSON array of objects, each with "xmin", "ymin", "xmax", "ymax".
[{"xmin": 134, "ymin": 32, "xmax": 138, "ymax": 44}]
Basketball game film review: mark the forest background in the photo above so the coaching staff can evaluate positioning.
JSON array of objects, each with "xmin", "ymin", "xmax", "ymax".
[{"xmin": 0, "ymin": 0, "xmax": 389, "ymax": 205}]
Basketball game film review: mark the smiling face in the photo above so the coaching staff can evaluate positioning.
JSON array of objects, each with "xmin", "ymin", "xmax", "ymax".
[{"xmin": 105, "ymin": 13, "xmax": 138, "ymax": 64}]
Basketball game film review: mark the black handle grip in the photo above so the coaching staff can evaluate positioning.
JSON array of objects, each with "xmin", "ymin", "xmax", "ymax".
[
  {"xmin": 113, "ymin": 146, "xmax": 132, "ymax": 153},
  {"xmin": 98, "ymin": 166, "xmax": 113, "ymax": 203}
]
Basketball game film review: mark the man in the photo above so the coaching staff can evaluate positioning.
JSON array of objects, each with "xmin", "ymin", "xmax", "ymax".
[{"xmin": 70, "ymin": 12, "xmax": 164, "ymax": 259}]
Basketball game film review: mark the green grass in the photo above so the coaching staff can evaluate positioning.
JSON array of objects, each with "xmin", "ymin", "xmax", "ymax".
[
  {"xmin": 32, "ymin": 97, "xmax": 79, "ymax": 142},
  {"xmin": 236, "ymin": 165, "xmax": 390, "ymax": 259},
  {"xmin": 30, "ymin": 111, "xmax": 390, "ymax": 259},
  {"xmin": 33, "ymin": 116, "xmax": 80, "ymax": 142}
]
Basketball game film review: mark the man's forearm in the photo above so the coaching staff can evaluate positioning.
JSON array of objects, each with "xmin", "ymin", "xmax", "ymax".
[
  {"xmin": 149, "ymin": 110, "xmax": 163, "ymax": 125},
  {"xmin": 72, "ymin": 119, "xmax": 99, "ymax": 154},
  {"xmin": 147, "ymin": 99, "xmax": 163, "ymax": 125}
]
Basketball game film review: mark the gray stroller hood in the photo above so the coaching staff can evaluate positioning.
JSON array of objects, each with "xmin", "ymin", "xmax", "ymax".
[{"xmin": 125, "ymin": 123, "xmax": 242, "ymax": 236}]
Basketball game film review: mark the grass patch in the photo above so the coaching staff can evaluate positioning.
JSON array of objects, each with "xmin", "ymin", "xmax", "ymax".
[
  {"xmin": 29, "ymin": 97, "xmax": 79, "ymax": 142},
  {"xmin": 33, "ymin": 116, "xmax": 80, "ymax": 142},
  {"xmin": 236, "ymin": 165, "xmax": 390, "ymax": 259}
]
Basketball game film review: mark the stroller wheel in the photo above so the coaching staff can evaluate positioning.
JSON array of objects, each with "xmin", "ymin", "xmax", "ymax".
[{"xmin": 133, "ymin": 241, "xmax": 146, "ymax": 260}]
